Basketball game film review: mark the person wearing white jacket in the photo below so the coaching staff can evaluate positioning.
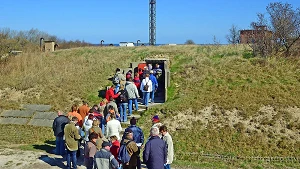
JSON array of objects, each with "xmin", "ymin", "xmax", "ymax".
[
  {"xmin": 106, "ymin": 113, "xmax": 122, "ymax": 140},
  {"xmin": 83, "ymin": 113, "xmax": 94, "ymax": 141},
  {"xmin": 140, "ymin": 73, "xmax": 153, "ymax": 110}
]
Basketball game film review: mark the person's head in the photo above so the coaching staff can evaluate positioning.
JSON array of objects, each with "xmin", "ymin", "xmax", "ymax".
[
  {"xmin": 82, "ymin": 101, "xmax": 88, "ymax": 105},
  {"xmin": 128, "ymin": 70, "xmax": 132, "ymax": 74},
  {"xmin": 150, "ymin": 70, "xmax": 154, "ymax": 74},
  {"xmin": 128, "ymin": 77, "xmax": 133, "ymax": 82},
  {"xmin": 110, "ymin": 135, "xmax": 118, "ymax": 143},
  {"xmin": 71, "ymin": 116, "xmax": 78, "ymax": 124},
  {"xmin": 159, "ymin": 125, "xmax": 168, "ymax": 136},
  {"xmin": 144, "ymin": 66, "xmax": 148, "ymax": 70},
  {"xmin": 93, "ymin": 104, "xmax": 98, "ymax": 110},
  {"xmin": 152, "ymin": 115, "xmax": 160, "ymax": 124},
  {"xmin": 155, "ymin": 63, "xmax": 160, "ymax": 68},
  {"xmin": 134, "ymin": 72, "xmax": 139, "ymax": 77},
  {"xmin": 92, "ymin": 119, "xmax": 100, "ymax": 127},
  {"xmin": 150, "ymin": 127, "xmax": 159, "ymax": 137},
  {"xmin": 116, "ymin": 68, "xmax": 120, "ymax": 72},
  {"xmin": 88, "ymin": 113, "xmax": 94, "ymax": 120},
  {"xmin": 110, "ymin": 113, "xmax": 116, "ymax": 119},
  {"xmin": 101, "ymin": 98, "xmax": 108, "ymax": 105},
  {"xmin": 145, "ymin": 73, "xmax": 150, "ymax": 77},
  {"xmin": 130, "ymin": 117, "xmax": 137, "ymax": 125},
  {"xmin": 108, "ymin": 105, "xmax": 115, "ymax": 114},
  {"xmin": 102, "ymin": 141, "xmax": 112, "ymax": 150},
  {"xmin": 57, "ymin": 110, "xmax": 63, "ymax": 116},
  {"xmin": 89, "ymin": 132, "xmax": 99, "ymax": 142},
  {"xmin": 71, "ymin": 104, "xmax": 78, "ymax": 112},
  {"xmin": 125, "ymin": 128, "xmax": 134, "ymax": 140}
]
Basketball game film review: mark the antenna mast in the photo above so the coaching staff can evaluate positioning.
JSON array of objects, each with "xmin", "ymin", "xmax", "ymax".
[{"xmin": 149, "ymin": 0, "xmax": 156, "ymax": 46}]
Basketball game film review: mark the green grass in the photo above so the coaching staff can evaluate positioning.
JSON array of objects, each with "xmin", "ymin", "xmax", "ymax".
[{"xmin": 1, "ymin": 45, "xmax": 300, "ymax": 168}]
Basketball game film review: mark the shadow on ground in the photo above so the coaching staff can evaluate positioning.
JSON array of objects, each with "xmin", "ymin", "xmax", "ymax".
[
  {"xmin": 39, "ymin": 155, "xmax": 65, "ymax": 168},
  {"xmin": 33, "ymin": 140, "xmax": 56, "ymax": 154}
]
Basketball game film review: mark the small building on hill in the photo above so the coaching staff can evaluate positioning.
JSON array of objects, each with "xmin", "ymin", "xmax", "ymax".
[
  {"xmin": 240, "ymin": 26, "xmax": 273, "ymax": 44},
  {"xmin": 119, "ymin": 42, "xmax": 135, "ymax": 47}
]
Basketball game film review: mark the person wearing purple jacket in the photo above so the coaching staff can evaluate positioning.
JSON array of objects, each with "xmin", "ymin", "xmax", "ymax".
[{"xmin": 143, "ymin": 127, "xmax": 167, "ymax": 169}]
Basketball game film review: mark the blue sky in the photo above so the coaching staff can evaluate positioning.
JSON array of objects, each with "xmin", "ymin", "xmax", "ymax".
[{"xmin": 1, "ymin": 0, "xmax": 300, "ymax": 44}]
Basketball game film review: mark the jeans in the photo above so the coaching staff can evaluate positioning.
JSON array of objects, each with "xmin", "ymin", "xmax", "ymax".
[
  {"xmin": 119, "ymin": 103, "xmax": 128, "ymax": 122},
  {"xmin": 150, "ymin": 90, "xmax": 155, "ymax": 103},
  {"xmin": 143, "ymin": 92, "xmax": 150, "ymax": 107},
  {"xmin": 128, "ymin": 98, "xmax": 139, "ymax": 116},
  {"xmin": 114, "ymin": 84, "xmax": 120, "ymax": 94},
  {"xmin": 66, "ymin": 149, "xmax": 77, "ymax": 169},
  {"xmin": 164, "ymin": 164, "xmax": 171, "ymax": 169},
  {"xmin": 101, "ymin": 118, "xmax": 106, "ymax": 134},
  {"xmin": 55, "ymin": 136, "xmax": 66, "ymax": 155}
]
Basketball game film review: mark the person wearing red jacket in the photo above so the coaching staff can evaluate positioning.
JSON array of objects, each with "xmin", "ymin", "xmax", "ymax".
[
  {"xmin": 106, "ymin": 85, "xmax": 120, "ymax": 102},
  {"xmin": 110, "ymin": 135, "xmax": 121, "ymax": 167}
]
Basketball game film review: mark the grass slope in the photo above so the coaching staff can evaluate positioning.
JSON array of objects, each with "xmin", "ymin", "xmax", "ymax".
[{"xmin": 1, "ymin": 45, "xmax": 300, "ymax": 168}]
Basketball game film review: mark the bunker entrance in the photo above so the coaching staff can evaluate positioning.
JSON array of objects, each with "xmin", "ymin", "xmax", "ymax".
[{"xmin": 128, "ymin": 58, "xmax": 170, "ymax": 103}]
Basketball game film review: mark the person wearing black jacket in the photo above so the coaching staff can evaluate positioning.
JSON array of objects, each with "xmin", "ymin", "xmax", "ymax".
[
  {"xmin": 52, "ymin": 111, "xmax": 70, "ymax": 155},
  {"xmin": 116, "ymin": 86, "xmax": 129, "ymax": 122}
]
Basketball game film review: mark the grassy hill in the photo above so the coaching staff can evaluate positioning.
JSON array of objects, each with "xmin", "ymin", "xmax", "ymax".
[{"xmin": 1, "ymin": 45, "xmax": 300, "ymax": 168}]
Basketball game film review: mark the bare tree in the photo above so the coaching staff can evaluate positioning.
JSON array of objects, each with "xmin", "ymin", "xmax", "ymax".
[
  {"xmin": 226, "ymin": 24, "xmax": 240, "ymax": 44},
  {"xmin": 248, "ymin": 13, "xmax": 273, "ymax": 57},
  {"xmin": 267, "ymin": 2, "xmax": 300, "ymax": 56}
]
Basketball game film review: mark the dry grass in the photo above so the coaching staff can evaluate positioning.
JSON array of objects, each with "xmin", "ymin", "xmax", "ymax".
[{"xmin": 1, "ymin": 45, "xmax": 300, "ymax": 168}]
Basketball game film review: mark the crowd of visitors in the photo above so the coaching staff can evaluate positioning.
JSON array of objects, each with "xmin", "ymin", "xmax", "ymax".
[{"xmin": 52, "ymin": 65, "xmax": 173, "ymax": 169}]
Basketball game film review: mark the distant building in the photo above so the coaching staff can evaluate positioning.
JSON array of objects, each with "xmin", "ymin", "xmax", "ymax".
[
  {"xmin": 44, "ymin": 41, "xmax": 56, "ymax": 52},
  {"xmin": 119, "ymin": 42, "xmax": 135, "ymax": 47},
  {"xmin": 240, "ymin": 26, "xmax": 273, "ymax": 44}
]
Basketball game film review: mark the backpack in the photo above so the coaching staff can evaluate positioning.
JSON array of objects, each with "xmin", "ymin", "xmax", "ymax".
[
  {"xmin": 119, "ymin": 91, "xmax": 127, "ymax": 102},
  {"xmin": 113, "ymin": 74, "xmax": 120, "ymax": 84},
  {"xmin": 118, "ymin": 140, "xmax": 131, "ymax": 164},
  {"xmin": 143, "ymin": 80, "xmax": 149, "ymax": 91}
]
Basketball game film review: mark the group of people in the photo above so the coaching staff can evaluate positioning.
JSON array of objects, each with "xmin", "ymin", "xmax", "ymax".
[
  {"xmin": 111, "ymin": 64, "xmax": 162, "ymax": 114},
  {"xmin": 51, "ymin": 65, "xmax": 173, "ymax": 169}
]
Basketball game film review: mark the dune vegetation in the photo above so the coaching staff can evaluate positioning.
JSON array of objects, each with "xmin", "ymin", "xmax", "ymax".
[{"xmin": 1, "ymin": 45, "xmax": 300, "ymax": 168}]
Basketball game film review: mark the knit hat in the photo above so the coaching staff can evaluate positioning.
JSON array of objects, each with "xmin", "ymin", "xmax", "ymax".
[
  {"xmin": 130, "ymin": 117, "xmax": 137, "ymax": 125},
  {"xmin": 102, "ymin": 141, "xmax": 112, "ymax": 147},
  {"xmin": 152, "ymin": 115, "xmax": 160, "ymax": 123}
]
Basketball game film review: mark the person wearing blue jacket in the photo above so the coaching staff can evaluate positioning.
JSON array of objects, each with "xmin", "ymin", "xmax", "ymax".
[
  {"xmin": 143, "ymin": 127, "xmax": 167, "ymax": 169},
  {"xmin": 149, "ymin": 70, "xmax": 158, "ymax": 103},
  {"xmin": 122, "ymin": 117, "xmax": 144, "ymax": 169}
]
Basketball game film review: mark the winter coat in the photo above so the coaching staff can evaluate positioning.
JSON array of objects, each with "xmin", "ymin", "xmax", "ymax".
[
  {"xmin": 64, "ymin": 122, "xmax": 81, "ymax": 151},
  {"xmin": 83, "ymin": 117, "xmax": 93, "ymax": 141},
  {"xmin": 67, "ymin": 111, "xmax": 83, "ymax": 127},
  {"xmin": 133, "ymin": 77, "xmax": 141, "ymax": 88},
  {"xmin": 105, "ymin": 87, "xmax": 120, "ymax": 101},
  {"xmin": 89, "ymin": 126, "xmax": 104, "ymax": 150},
  {"xmin": 84, "ymin": 141, "xmax": 97, "ymax": 169},
  {"xmin": 52, "ymin": 115, "xmax": 70, "ymax": 137},
  {"xmin": 125, "ymin": 81, "xmax": 139, "ymax": 99},
  {"xmin": 110, "ymin": 140, "xmax": 120, "ymax": 163},
  {"xmin": 116, "ymin": 89, "xmax": 129, "ymax": 104},
  {"xmin": 94, "ymin": 148, "xmax": 119, "ymax": 169},
  {"xmin": 149, "ymin": 74, "xmax": 158, "ymax": 92},
  {"xmin": 106, "ymin": 118, "xmax": 122, "ymax": 140},
  {"xmin": 140, "ymin": 77, "xmax": 153, "ymax": 93},
  {"xmin": 162, "ymin": 132, "xmax": 174, "ymax": 164},
  {"xmin": 123, "ymin": 125, "xmax": 144, "ymax": 145},
  {"xmin": 78, "ymin": 105, "xmax": 90, "ymax": 120},
  {"xmin": 143, "ymin": 136, "xmax": 167, "ymax": 169},
  {"xmin": 122, "ymin": 138, "xmax": 139, "ymax": 167}
]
